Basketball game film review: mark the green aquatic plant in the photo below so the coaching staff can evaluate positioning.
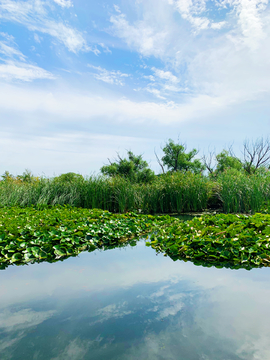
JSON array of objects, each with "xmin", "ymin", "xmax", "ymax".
[
  {"xmin": 0, "ymin": 206, "xmax": 174, "ymax": 270},
  {"xmin": 2, "ymin": 207, "xmax": 270, "ymax": 270},
  {"xmin": 146, "ymin": 213, "xmax": 270, "ymax": 270}
]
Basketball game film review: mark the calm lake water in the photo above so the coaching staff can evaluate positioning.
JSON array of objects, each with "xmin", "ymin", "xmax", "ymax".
[{"xmin": 1, "ymin": 239, "xmax": 270, "ymax": 360}]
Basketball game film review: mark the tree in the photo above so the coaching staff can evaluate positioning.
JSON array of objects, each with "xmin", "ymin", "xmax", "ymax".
[
  {"xmin": 160, "ymin": 139, "xmax": 205, "ymax": 174},
  {"xmin": 215, "ymin": 150, "xmax": 243, "ymax": 173},
  {"xmin": 201, "ymin": 150, "xmax": 215, "ymax": 174},
  {"xmin": 53, "ymin": 172, "xmax": 84, "ymax": 183},
  {"xmin": 101, "ymin": 151, "xmax": 155, "ymax": 183},
  {"xmin": 242, "ymin": 137, "xmax": 270, "ymax": 174},
  {"xmin": 202, "ymin": 137, "xmax": 270, "ymax": 176}
]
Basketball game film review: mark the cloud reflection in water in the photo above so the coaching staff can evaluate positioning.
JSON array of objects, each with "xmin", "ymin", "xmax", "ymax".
[{"xmin": 0, "ymin": 241, "xmax": 270, "ymax": 359}]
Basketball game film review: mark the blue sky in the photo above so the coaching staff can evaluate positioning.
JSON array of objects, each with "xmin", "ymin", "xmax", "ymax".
[{"xmin": 0, "ymin": 0, "xmax": 270, "ymax": 176}]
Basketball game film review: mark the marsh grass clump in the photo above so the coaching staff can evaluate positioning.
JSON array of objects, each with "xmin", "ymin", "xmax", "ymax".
[
  {"xmin": 0, "ymin": 172, "xmax": 210, "ymax": 213},
  {"xmin": 0, "ymin": 170, "xmax": 270, "ymax": 214},
  {"xmin": 140, "ymin": 172, "xmax": 209, "ymax": 213},
  {"xmin": 216, "ymin": 169, "xmax": 270, "ymax": 213}
]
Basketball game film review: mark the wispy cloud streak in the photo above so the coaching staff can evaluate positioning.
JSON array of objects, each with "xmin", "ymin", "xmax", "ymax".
[{"xmin": 0, "ymin": 0, "xmax": 92, "ymax": 53}]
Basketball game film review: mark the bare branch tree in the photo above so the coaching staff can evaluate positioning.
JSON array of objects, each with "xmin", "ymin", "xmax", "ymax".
[
  {"xmin": 201, "ymin": 150, "xmax": 215, "ymax": 174},
  {"xmin": 228, "ymin": 144, "xmax": 236, "ymax": 158},
  {"xmin": 154, "ymin": 149, "xmax": 165, "ymax": 174},
  {"xmin": 243, "ymin": 137, "xmax": 270, "ymax": 174},
  {"xmin": 116, "ymin": 152, "xmax": 123, "ymax": 162}
]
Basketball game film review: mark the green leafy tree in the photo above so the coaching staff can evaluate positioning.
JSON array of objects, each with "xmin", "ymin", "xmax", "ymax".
[
  {"xmin": 53, "ymin": 172, "xmax": 84, "ymax": 183},
  {"xmin": 161, "ymin": 139, "xmax": 205, "ymax": 174},
  {"xmin": 101, "ymin": 151, "xmax": 155, "ymax": 183},
  {"xmin": 216, "ymin": 150, "xmax": 243, "ymax": 173}
]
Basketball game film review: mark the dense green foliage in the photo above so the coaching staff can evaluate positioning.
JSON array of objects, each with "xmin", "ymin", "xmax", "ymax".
[
  {"xmin": 53, "ymin": 172, "xmax": 84, "ymax": 183},
  {"xmin": 0, "ymin": 206, "xmax": 174, "ymax": 269},
  {"xmin": 1, "ymin": 170, "xmax": 270, "ymax": 214},
  {"xmin": 147, "ymin": 213, "xmax": 270, "ymax": 269},
  {"xmin": 215, "ymin": 150, "xmax": 243, "ymax": 173},
  {"xmin": 100, "ymin": 151, "xmax": 155, "ymax": 183},
  {"xmin": 161, "ymin": 139, "xmax": 205, "ymax": 174},
  {"xmin": 2, "ymin": 207, "xmax": 270, "ymax": 271}
]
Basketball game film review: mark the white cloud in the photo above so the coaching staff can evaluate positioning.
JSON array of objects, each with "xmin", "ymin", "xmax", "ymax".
[
  {"xmin": 51, "ymin": 339, "xmax": 91, "ymax": 360},
  {"xmin": 144, "ymin": 74, "xmax": 155, "ymax": 82},
  {"xmin": 236, "ymin": 0, "xmax": 268, "ymax": 49},
  {"xmin": 0, "ymin": 72, "xmax": 267, "ymax": 147},
  {"xmin": 0, "ymin": 0, "xmax": 91, "ymax": 53},
  {"xmin": 157, "ymin": 300, "xmax": 184, "ymax": 319},
  {"xmin": 0, "ymin": 32, "xmax": 55, "ymax": 82},
  {"xmin": 99, "ymin": 42, "xmax": 112, "ymax": 54},
  {"xmin": 0, "ymin": 82, "xmax": 223, "ymax": 123},
  {"xmin": 53, "ymin": 0, "xmax": 73, "ymax": 8},
  {"xmin": 170, "ymin": 0, "xmax": 227, "ymax": 32},
  {"xmin": 32, "ymin": 20, "xmax": 92, "ymax": 53},
  {"xmin": 90, "ymin": 302, "xmax": 133, "ymax": 325},
  {"xmin": 0, "ymin": 40, "xmax": 25, "ymax": 60},
  {"xmin": 88, "ymin": 65, "xmax": 129, "ymax": 86},
  {"xmin": 150, "ymin": 285, "xmax": 170, "ymax": 298},
  {"xmin": 110, "ymin": 12, "xmax": 169, "ymax": 57},
  {"xmin": 0, "ymin": 60, "xmax": 55, "ymax": 81},
  {"xmin": 113, "ymin": 4, "xmax": 121, "ymax": 13},
  {"xmin": 0, "ymin": 32, "xmax": 25, "ymax": 60},
  {"xmin": 0, "ymin": 309, "xmax": 56, "ymax": 331},
  {"xmin": 152, "ymin": 67, "xmax": 179, "ymax": 84},
  {"xmin": 140, "ymin": 67, "xmax": 182, "ymax": 99},
  {"xmin": 146, "ymin": 87, "xmax": 166, "ymax": 99},
  {"xmin": 174, "ymin": 0, "xmax": 210, "ymax": 31},
  {"xmin": 34, "ymin": 33, "xmax": 41, "ymax": 43},
  {"xmin": 110, "ymin": 0, "xmax": 270, "ymax": 111},
  {"xmin": 211, "ymin": 21, "xmax": 226, "ymax": 30},
  {"xmin": 0, "ymin": 335, "xmax": 25, "ymax": 353}
]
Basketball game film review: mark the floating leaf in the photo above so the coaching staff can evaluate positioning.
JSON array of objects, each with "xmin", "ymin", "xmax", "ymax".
[{"xmin": 11, "ymin": 253, "xmax": 22, "ymax": 262}]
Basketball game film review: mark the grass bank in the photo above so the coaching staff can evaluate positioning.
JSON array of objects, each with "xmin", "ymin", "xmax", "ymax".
[{"xmin": 0, "ymin": 170, "xmax": 270, "ymax": 214}]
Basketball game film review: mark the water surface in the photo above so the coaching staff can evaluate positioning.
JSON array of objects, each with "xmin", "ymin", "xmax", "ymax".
[{"xmin": 0, "ymin": 240, "xmax": 270, "ymax": 360}]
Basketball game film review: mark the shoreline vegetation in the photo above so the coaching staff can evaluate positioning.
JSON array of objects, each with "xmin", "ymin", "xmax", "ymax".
[
  {"xmin": 2, "ymin": 137, "xmax": 270, "ymax": 214},
  {"xmin": 0, "ymin": 170, "xmax": 270, "ymax": 214}
]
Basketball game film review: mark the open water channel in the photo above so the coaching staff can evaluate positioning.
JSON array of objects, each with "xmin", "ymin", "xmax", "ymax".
[{"xmin": 0, "ymin": 238, "xmax": 270, "ymax": 360}]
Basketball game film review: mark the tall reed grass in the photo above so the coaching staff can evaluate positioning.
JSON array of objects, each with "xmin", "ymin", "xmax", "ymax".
[
  {"xmin": 216, "ymin": 170, "xmax": 270, "ymax": 213},
  {"xmin": 0, "ymin": 170, "xmax": 270, "ymax": 213}
]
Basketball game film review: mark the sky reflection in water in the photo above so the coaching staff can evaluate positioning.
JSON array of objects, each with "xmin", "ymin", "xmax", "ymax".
[{"xmin": 0, "ymin": 241, "xmax": 270, "ymax": 360}]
